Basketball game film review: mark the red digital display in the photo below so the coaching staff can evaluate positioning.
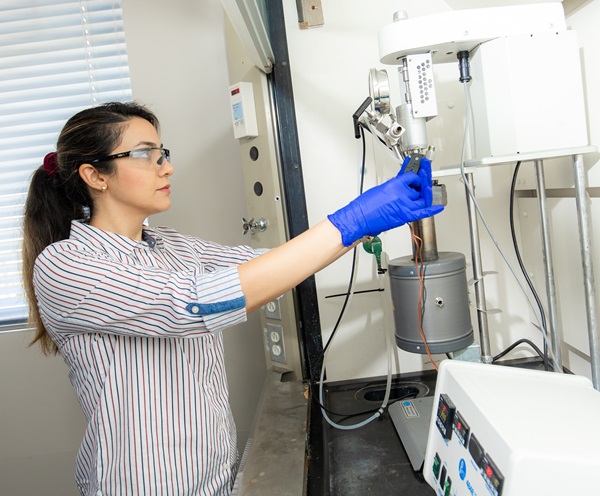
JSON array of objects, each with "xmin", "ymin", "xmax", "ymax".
[{"xmin": 452, "ymin": 411, "xmax": 470, "ymax": 447}]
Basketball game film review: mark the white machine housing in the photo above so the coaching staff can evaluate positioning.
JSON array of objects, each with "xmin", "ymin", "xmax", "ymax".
[
  {"xmin": 379, "ymin": 3, "xmax": 567, "ymax": 65},
  {"xmin": 378, "ymin": 3, "xmax": 589, "ymax": 162},
  {"xmin": 468, "ymin": 30, "xmax": 587, "ymax": 159},
  {"xmin": 424, "ymin": 360, "xmax": 600, "ymax": 496}
]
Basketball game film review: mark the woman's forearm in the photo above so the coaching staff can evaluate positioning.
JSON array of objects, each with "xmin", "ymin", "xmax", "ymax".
[{"xmin": 238, "ymin": 219, "xmax": 355, "ymax": 313}]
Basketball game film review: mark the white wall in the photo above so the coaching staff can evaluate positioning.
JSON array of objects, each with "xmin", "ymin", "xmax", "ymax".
[
  {"xmin": 0, "ymin": 331, "xmax": 87, "ymax": 496},
  {"xmin": 282, "ymin": 0, "xmax": 599, "ymax": 381},
  {"xmin": 0, "ymin": 1, "xmax": 266, "ymax": 494}
]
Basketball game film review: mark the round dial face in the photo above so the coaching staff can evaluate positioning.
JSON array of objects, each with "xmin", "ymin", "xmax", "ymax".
[{"xmin": 369, "ymin": 68, "xmax": 390, "ymax": 114}]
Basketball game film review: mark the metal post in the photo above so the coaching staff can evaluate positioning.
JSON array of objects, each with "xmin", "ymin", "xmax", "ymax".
[
  {"xmin": 464, "ymin": 173, "xmax": 492, "ymax": 363},
  {"xmin": 411, "ymin": 217, "xmax": 439, "ymax": 262},
  {"xmin": 572, "ymin": 154, "xmax": 600, "ymax": 389},
  {"xmin": 533, "ymin": 160, "xmax": 563, "ymax": 372}
]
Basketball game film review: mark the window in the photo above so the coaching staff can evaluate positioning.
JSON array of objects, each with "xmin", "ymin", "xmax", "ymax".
[{"xmin": 0, "ymin": 0, "xmax": 132, "ymax": 328}]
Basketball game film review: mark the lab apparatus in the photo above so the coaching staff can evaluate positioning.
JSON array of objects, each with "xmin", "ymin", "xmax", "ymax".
[{"xmin": 352, "ymin": 3, "xmax": 600, "ymax": 495}]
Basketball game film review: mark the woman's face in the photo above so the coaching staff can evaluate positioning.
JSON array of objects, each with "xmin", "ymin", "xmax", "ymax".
[{"xmin": 103, "ymin": 117, "xmax": 174, "ymax": 220}]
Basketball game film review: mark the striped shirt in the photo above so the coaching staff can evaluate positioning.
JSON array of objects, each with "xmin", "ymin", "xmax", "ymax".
[{"xmin": 33, "ymin": 220, "xmax": 266, "ymax": 496}]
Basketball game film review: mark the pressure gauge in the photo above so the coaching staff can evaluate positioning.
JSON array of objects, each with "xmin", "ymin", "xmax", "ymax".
[{"xmin": 369, "ymin": 68, "xmax": 391, "ymax": 114}]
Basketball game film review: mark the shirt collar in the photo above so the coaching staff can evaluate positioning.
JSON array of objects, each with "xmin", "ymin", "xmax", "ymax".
[{"xmin": 69, "ymin": 220, "xmax": 163, "ymax": 254}]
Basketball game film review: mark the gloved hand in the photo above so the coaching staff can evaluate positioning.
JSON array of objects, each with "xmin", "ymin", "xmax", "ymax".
[
  {"xmin": 400, "ymin": 155, "xmax": 433, "ymax": 207},
  {"xmin": 328, "ymin": 158, "xmax": 443, "ymax": 247}
]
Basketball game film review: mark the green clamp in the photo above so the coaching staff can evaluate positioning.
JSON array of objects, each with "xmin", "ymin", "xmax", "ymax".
[{"xmin": 362, "ymin": 236, "xmax": 387, "ymax": 274}]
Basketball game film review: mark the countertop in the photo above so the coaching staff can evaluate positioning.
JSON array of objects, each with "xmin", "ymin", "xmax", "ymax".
[{"xmin": 233, "ymin": 370, "xmax": 308, "ymax": 495}]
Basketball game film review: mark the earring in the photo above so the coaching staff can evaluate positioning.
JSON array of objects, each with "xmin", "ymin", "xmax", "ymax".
[{"xmin": 101, "ymin": 185, "xmax": 107, "ymax": 191}]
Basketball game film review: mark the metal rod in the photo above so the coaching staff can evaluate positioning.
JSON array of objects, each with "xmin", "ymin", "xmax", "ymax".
[
  {"xmin": 572, "ymin": 154, "xmax": 600, "ymax": 389},
  {"xmin": 464, "ymin": 173, "xmax": 492, "ymax": 363},
  {"xmin": 533, "ymin": 160, "xmax": 563, "ymax": 372},
  {"xmin": 411, "ymin": 217, "xmax": 439, "ymax": 262}
]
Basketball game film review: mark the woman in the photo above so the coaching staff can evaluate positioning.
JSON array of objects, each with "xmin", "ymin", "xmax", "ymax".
[{"xmin": 22, "ymin": 101, "xmax": 442, "ymax": 495}]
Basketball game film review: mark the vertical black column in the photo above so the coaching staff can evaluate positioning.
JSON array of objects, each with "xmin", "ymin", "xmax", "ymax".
[{"xmin": 265, "ymin": 0, "xmax": 323, "ymax": 383}]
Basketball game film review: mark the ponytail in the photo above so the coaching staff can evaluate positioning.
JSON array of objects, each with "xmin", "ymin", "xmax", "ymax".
[{"xmin": 23, "ymin": 166, "xmax": 86, "ymax": 354}]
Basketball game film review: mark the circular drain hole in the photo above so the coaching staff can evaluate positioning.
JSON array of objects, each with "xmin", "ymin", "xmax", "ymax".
[{"xmin": 358, "ymin": 383, "xmax": 428, "ymax": 402}]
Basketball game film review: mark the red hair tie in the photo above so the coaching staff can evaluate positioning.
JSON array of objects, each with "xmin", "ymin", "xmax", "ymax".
[{"xmin": 43, "ymin": 152, "xmax": 58, "ymax": 177}]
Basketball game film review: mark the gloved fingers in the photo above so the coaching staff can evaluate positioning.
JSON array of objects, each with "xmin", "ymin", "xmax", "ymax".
[
  {"xmin": 411, "ymin": 197, "xmax": 427, "ymax": 210},
  {"xmin": 396, "ymin": 171, "xmax": 421, "ymax": 188},
  {"xmin": 394, "ymin": 166, "xmax": 434, "ymax": 206},
  {"xmin": 419, "ymin": 179, "xmax": 433, "ymax": 207},
  {"xmin": 397, "ymin": 157, "xmax": 433, "ymax": 207},
  {"xmin": 392, "ymin": 172, "xmax": 422, "ymax": 201},
  {"xmin": 418, "ymin": 166, "xmax": 432, "ymax": 187},
  {"xmin": 417, "ymin": 158, "xmax": 433, "ymax": 207},
  {"xmin": 418, "ymin": 156, "xmax": 433, "ymax": 175}
]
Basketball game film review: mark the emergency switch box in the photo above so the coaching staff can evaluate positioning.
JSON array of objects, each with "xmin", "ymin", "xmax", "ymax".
[{"xmin": 229, "ymin": 81, "xmax": 258, "ymax": 139}]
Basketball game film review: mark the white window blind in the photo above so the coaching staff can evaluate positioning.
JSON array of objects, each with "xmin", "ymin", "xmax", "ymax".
[{"xmin": 0, "ymin": 0, "xmax": 132, "ymax": 327}]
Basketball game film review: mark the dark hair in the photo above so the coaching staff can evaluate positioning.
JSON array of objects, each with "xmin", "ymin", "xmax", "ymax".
[{"xmin": 22, "ymin": 101, "xmax": 160, "ymax": 354}]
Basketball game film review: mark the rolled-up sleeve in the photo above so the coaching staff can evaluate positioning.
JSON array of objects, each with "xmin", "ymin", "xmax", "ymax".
[{"xmin": 187, "ymin": 265, "xmax": 247, "ymax": 331}]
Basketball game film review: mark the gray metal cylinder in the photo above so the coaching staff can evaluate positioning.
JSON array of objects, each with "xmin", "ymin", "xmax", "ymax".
[
  {"xmin": 388, "ymin": 252, "xmax": 473, "ymax": 354},
  {"xmin": 396, "ymin": 104, "xmax": 428, "ymax": 150}
]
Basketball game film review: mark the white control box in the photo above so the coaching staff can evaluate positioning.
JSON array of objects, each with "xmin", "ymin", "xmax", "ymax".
[
  {"xmin": 229, "ymin": 81, "xmax": 258, "ymax": 139},
  {"xmin": 424, "ymin": 360, "xmax": 600, "ymax": 496}
]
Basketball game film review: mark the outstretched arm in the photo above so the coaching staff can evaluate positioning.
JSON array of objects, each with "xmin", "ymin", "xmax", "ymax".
[
  {"xmin": 238, "ymin": 158, "xmax": 443, "ymax": 313},
  {"xmin": 238, "ymin": 219, "xmax": 352, "ymax": 313}
]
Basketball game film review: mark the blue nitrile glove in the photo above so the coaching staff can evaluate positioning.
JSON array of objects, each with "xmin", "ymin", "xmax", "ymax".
[
  {"xmin": 400, "ymin": 154, "xmax": 433, "ymax": 207},
  {"xmin": 328, "ymin": 160, "xmax": 443, "ymax": 247}
]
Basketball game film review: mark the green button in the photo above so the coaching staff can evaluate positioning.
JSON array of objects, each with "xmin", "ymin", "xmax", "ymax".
[{"xmin": 432, "ymin": 453, "xmax": 441, "ymax": 478}]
